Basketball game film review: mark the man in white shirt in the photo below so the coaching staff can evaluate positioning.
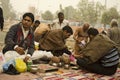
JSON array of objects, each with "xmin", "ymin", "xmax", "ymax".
[
  {"xmin": 2, "ymin": 12, "xmax": 35, "ymax": 62},
  {"xmin": 52, "ymin": 12, "xmax": 69, "ymax": 30}
]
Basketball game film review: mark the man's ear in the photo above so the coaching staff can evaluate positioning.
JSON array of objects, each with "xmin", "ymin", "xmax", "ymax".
[
  {"xmin": 63, "ymin": 30, "xmax": 67, "ymax": 34},
  {"xmin": 89, "ymin": 35, "xmax": 92, "ymax": 38},
  {"xmin": 89, "ymin": 35, "xmax": 93, "ymax": 39},
  {"xmin": 89, "ymin": 35, "xmax": 95, "ymax": 40}
]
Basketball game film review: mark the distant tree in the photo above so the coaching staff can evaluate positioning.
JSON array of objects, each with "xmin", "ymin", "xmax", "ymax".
[
  {"xmin": 96, "ymin": 2, "xmax": 105, "ymax": 17},
  {"xmin": 101, "ymin": 7, "xmax": 119, "ymax": 26},
  {"xmin": 101, "ymin": 11, "xmax": 109, "ymax": 25},
  {"xmin": 0, "ymin": 0, "xmax": 16, "ymax": 20},
  {"xmin": 77, "ymin": 0, "xmax": 104, "ymax": 25},
  {"xmin": 77, "ymin": 0, "xmax": 96, "ymax": 24},
  {"xmin": 64, "ymin": 6, "xmax": 77, "ymax": 20},
  {"xmin": 42, "ymin": 10, "xmax": 53, "ymax": 20},
  {"xmin": 109, "ymin": 7, "xmax": 119, "ymax": 19},
  {"xmin": 77, "ymin": 0, "xmax": 86, "ymax": 20},
  {"xmin": 72, "ymin": 10, "xmax": 81, "ymax": 21}
]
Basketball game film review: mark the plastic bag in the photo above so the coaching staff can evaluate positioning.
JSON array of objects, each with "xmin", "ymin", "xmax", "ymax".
[
  {"xmin": 3, "ymin": 59, "xmax": 20, "ymax": 75},
  {"xmin": 3, "ymin": 59, "xmax": 15, "ymax": 71},
  {"xmin": 69, "ymin": 55, "xmax": 75, "ymax": 61},
  {"xmin": 15, "ymin": 58, "xmax": 27, "ymax": 73}
]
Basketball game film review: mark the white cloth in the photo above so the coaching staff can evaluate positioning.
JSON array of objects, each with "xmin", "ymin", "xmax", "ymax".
[
  {"xmin": 31, "ymin": 51, "xmax": 53, "ymax": 60},
  {"xmin": 4, "ymin": 51, "xmax": 26, "ymax": 62},
  {"xmin": 4, "ymin": 50, "xmax": 53, "ymax": 61}
]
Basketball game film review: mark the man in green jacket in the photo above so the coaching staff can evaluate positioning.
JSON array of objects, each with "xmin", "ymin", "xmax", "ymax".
[{"xmin": 76, "ymin": 28, "xmax": 119, "ymax": 75}]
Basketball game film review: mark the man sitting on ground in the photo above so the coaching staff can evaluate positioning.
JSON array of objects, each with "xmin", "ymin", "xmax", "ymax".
[{"xmin": 75, "ymin": 27, "xmax": 119, "ymax": 75}]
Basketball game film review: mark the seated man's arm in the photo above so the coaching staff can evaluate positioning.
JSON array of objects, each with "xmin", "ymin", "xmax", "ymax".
[
  {"xmin": 76, "ymin": 56, "xmax": 92, "ymax": 66},
  {"xmin": 5, "ymin": 25, "xmax": 18, "ymax": 49}
]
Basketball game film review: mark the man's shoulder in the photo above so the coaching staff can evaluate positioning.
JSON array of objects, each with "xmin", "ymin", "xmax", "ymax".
[
  {"xmin": 51, "ymin": 29, "xmax": 62, "ymax": 33},
  {"xmin": 11, "ymin": 23, "xmax": 20, "ymax": 27},
  {"xmin": 49, "ymin": 29, "xmax": 63, "ymax": 37},
  {"xmin": 63, "ymin": 19, "xmax": 69, "ymax": 23},
  {"xmin": 10, "ymin": 23, "xmax": 21, "ymax": 30},
  {"xmin": 76, "ymin": 27, "xmax": 82, "ymax": 32},
  {"xmin": 53, "ymin": 19, "xmax": 58, "ymax": 23},
  {"xmin": 53, "ymin": 19, "xmax": 69, "ymax": 23}
]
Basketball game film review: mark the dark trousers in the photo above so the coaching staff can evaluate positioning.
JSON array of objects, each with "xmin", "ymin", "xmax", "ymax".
[{"xmin": 77, "ymin": 58, "xmax": 118, "ymax": 75}]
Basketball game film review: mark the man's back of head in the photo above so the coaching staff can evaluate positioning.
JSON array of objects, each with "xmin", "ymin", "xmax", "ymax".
[
  {"xmin": 110, "ymin": 19, "xmax": 118, "ymax": 27},
  {"xmin": 87, "ymin": 28, "xmax": 99, "ymax": 41},
  {"xmin": 83, "ymin": 23, "xmax": 90, "ymax": 32},
  {"xmin": 35, "ymin": 20, "xmax": 40, "ymax": 24}
]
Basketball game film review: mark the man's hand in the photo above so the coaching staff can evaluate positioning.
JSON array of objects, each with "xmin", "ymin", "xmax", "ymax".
[
  {"xmin": 24, "ymin": 56, "xmax": 30, "ymax": 63},
  {"xmin": 15, "ymin": 46, "xmax": 25, "ymax": 55},
  {"xmin": 73, "ymin": 53, "xmax": 83, "ymax": 58}
]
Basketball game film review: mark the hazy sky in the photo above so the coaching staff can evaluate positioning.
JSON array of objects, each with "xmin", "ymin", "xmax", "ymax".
[{"xmin": 10, "ymin": 0, "xmax": 119, "ymax": 13}]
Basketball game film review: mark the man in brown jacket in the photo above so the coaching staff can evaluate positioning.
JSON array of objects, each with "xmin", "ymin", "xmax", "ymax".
[
  {"xmin": 38, "ymin": 25, "xmax": 73, "ymax": 56},
  {"xmin": 76, "ymin": 28, "xmax": 119, "ymax": 75},
  {"xmin": 34, "ymin": 24, "xmax": 51, "ymax": 42}
]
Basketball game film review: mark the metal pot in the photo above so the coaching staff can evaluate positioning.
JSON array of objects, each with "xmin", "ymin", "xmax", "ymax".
[{"xmin": 30, "ymin": 65, "xmax": 38, "ymax": 74}]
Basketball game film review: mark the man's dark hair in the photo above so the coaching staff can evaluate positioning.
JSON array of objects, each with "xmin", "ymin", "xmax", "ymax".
[
  {"xmin": 87, "ymin": 27, "xmax": 99, "ymax": 36},
  {"xmin": 62, "ymin": 25, "xmax": 73, "ymax": 35},
  {"xmin": 35, "ymin": 20, "xmax": 40, "ymax": 24},
  {"xmin": 58, "ymin": 12, "xmax": 64, "ymax": 17},
  {"xmin": 23, "ymin": 12, "xmax": 34, "ymax": 22}
]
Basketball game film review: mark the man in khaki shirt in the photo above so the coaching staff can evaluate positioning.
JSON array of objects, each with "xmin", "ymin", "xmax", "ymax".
[
  {"xmin": 73, "ymin": 23, "xmax": 90, "ymax": 56},
  {"xmin": 107, "ymin": 19, "xmax": 120, "ymax": 56}
]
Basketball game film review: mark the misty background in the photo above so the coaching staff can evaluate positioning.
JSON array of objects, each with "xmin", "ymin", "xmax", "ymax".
[{"xmin": 1, "ymin": 0, "xmax": 120, "ymax": 27}]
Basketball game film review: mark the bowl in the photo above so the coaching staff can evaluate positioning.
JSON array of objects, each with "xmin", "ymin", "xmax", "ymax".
[
  {"xmin": 64, "ymin": 64, "xmax": 70, "ymax": 69},
  {"xmin": 30, "ymin": 64, "xmax": 38, "ymax": 67},
  {"xmin": 52, "ymin": 63, "xmax": 58, "ymax": 67},
  {"xmin": 30, "ymin": 65, "xmax": 38, "ymax": 73},
  {"xmin": 31, "ymin": 67, "xmax": 38, "ymax": 73}
]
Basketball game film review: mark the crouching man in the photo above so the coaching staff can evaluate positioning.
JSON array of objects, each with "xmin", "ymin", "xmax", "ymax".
[{"xmin": 75, "ymin": 28, "xmax": 119, "ymax": 75}]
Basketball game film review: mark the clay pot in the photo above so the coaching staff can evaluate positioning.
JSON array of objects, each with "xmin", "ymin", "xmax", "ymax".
[
  {"xmin": 62, "ymin": 56, "xmax": 70, "ymax": 64},
  {"xmin": 51, "ymin": 56, "xmax": 60, "ymax": 63}
]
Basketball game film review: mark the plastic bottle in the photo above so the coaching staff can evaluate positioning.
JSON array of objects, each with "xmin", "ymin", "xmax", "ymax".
[{"xmin": 27, "ymin": 58, "xmax": 33, "ymax": 72}]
